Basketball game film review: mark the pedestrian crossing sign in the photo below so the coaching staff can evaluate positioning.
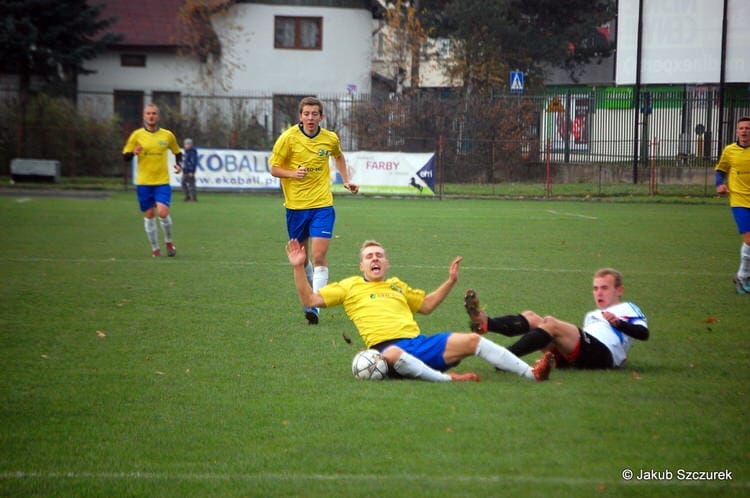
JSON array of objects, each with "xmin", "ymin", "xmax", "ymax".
[{"xmin": 510, "ymin": 70, "xmax": 524, "ymax": 93}]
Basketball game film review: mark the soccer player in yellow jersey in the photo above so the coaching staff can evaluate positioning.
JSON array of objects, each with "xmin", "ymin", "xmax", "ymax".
[
  {"xmin": 716, "ymin": 116, "xmax": 750, "ymax": 294},
  {"xmin": 285, "ymin": 238, "xmax": 552, "ymax": 383},
  {"xmin": 122, "ymin": 104, "xmax": 182, "ymax": 258},
  {"xmin": 270, "ymin": 97, "xmax": 359, "ymax": 324}
]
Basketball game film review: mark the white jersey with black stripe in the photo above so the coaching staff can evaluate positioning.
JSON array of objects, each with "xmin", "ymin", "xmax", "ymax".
[{"xmin": 582, "ymin": 302, "xmax": 647, "ymax": 367}]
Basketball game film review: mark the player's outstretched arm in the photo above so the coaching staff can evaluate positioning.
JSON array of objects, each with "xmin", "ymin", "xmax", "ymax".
[
  {"xmin": 420, "ymin": 256, "xmax": 462, "ymax": 314},
  {"xmin": 334, "ymin": 155, "xmax": 358, "ymax": 194},
  {"xmin": 285, "ymin": 240, "xmax": 326, "ymax": 309},
  {"xmin": 286, "ymin": 239, "xmax": 307, "ymax": 266}
]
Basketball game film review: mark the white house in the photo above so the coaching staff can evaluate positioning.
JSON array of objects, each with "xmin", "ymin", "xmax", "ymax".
[{"xmin": 78, "ymin": 0, "xmax": 384, "ymax": 138}]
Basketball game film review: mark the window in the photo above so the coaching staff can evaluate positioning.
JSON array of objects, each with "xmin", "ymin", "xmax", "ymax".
[
  {"xmin": 373, "ymin": 20, "xmax": 385, "ymax": 61},
  {"xmin": 120, "ymin": 54, "xmax": 146, "ymax": 67},
  {"xmin": 114, "ymin": 90, "xmax": 144, "ymax": 137},
  {"xmin": 152, "ymin": 91, "xmax": 181, "ymax": 113},
  {"xmin": 420, "ymin": 38, "xmax": 451, "ymax": 60},
  {"xmin": 275, "ymin": 16, "xmax": 322, "ymax": 50}
]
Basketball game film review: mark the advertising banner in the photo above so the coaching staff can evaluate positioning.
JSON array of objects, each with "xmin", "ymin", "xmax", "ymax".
[
  {"xmin": 134, "ymin": 149, "xmax": 435, "ymax": 196},
  {"xmin": 616, "ymin": 0, "xmax": 749, "ymax": 85},
  {"xmin": 133, "ymin": 148, "xmax": 279, "ymax": 190},
  {"xmin": 548, "ymin": 96, "xmax": 591, "ymax": 152},
  {"xmin": 331, "ymin": 151, "xmax": 436, "ymax": 196}
]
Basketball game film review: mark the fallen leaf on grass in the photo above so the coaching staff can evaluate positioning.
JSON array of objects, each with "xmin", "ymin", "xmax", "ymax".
[{"xmin": 703, "ymin": 316, "xmax": 718, "ymax": 324}]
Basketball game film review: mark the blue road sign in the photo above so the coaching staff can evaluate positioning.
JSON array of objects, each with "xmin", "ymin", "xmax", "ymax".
[{"xmin": 510, "ymin": 70, "xmax": 524, "ymax": 93}]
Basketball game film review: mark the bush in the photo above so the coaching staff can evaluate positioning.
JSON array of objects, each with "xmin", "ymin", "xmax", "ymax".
[
  {"xmin": 0, "ymin": 94, "xmax": 122, "ymax": 177},
  {"xmin": 348, "ymin": 92, "xmax": 538, "ymax": 183}
]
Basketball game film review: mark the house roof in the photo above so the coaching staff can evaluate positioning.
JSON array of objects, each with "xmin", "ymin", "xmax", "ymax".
[
  {"xmin": 96, "ymin": 0, "xmax": 385, "ymax": 50},
  {"xmin": 96, "ymin": 0, "xmax": 184, "ymax": 49}
]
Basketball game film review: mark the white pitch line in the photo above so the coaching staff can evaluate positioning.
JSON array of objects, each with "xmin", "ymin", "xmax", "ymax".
[
  {"xmin": 0, "ymin": 257, "xmax": 732, "ymax": 277},
  {"xmin": 546, "ymin": 209, "xmax": 599, "ymax": 220},
  {"xmin": 0, "ymin": 470, "xmax": 746, "ymax": 488}
]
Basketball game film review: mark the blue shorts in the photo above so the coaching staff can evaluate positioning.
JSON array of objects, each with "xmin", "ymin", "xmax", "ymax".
[
  {"xmin": 136, "ymin": 185, "xmax": 172, "ymax": 212},
  {"xmin": 286, "ymin": 206, "xmax": 335, "ymax": 241},
  {"xmin": 731, "ymin": 207, "xmax": 750, "ymax": 234},
  {"xmin": 374, "ymin": 333, "xmax": 455, "ymax": 372}
]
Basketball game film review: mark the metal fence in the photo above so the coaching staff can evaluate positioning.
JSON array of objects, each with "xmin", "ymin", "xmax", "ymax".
[
  {"xmin": 3, "ymin": 84, "xmax": 749, "ymax": 193},
  {"xmin": 71, "ymin": 84, "xmax": 750, "ymax": 164},
  {"xmin": 358, "ymin": 86, "xmax": 750, "ymax": 193},
  {"xmin": 532, "ymin": 86, "xmax": 750, "ymax": 166}
]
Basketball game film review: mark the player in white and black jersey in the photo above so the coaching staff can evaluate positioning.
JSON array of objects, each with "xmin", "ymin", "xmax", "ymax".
[{"xmin": 464, "ymin": 268, "xmax": 649, "ymax": 369}]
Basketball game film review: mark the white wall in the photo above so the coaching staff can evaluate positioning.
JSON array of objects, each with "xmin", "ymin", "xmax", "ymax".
[
  {"xmin": 78, "ymin": 52, "xmax": 199, "ymax": 95},
  {"xmin": 77, "ymin": 3, "xmax": 373, "ymax": 100},
  {"xmin": 219, "ymin": 4, "xmax": 372, "ymax": 96}
]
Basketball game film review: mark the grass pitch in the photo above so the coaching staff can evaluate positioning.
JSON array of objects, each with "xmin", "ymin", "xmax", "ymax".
[{"xmin": 0, "ymin": 191, "xmax": 747, "ymax": 497}]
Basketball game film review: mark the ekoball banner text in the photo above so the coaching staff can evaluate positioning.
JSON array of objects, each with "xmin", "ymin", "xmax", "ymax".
[{"xmin": 134, "ymin": 149, "xmax": 435, "ymax": 195}]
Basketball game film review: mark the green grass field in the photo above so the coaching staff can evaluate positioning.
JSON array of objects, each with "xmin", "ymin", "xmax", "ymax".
[{"xmin": 0, "ymin": 191, "xmax": 747, "ymax": 497}]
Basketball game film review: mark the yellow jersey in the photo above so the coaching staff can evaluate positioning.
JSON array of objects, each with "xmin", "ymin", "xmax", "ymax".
[
  {"xmin": 269, "ymin": 124, "xmax": 343, "ymax": 210},
  {"xmin": 123, "ymin": 127, "xmax": 181, "ymax": 186},
  {"xmin": 319, "ymin": 276, "xmax": 425, "ymax": 348},
  {"xmin": 716, "ymin": 142, "xmax": 750, "ymax": 208}
]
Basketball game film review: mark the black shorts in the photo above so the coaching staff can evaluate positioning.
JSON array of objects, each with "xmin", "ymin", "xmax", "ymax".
[{"xmin": 554, "ymin": 328, "xmax": 614, "ymax": 369}]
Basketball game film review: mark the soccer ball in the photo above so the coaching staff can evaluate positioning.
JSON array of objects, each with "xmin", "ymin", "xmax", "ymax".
[{"xmin": 351, "ymin": 349, "xmax": 388, "ymax": 380}]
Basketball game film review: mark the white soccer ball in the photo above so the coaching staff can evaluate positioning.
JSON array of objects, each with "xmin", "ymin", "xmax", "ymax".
[{"xmin": 351, "ymin": 349, "xmax": 388, "ymax": 380}]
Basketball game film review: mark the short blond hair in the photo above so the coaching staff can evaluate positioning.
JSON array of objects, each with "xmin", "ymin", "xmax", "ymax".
[
  {"xmin": 359, "ymin": 240, "xmax": 385, "ymax": 260},
  {"xmin": 594, "ymin": 268, "xmax": 623, "ymax": 287},
  {"xmin": 143, "ymin": 103, "xmax": 159, "ymax": 113}
]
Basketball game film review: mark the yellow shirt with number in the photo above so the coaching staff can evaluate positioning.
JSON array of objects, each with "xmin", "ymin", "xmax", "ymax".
[
  {"xmin": 269, "ymin": 124, "xmax": 342, "ymax": 210},
  {"xmin": 123, "ymin": 127, "xmax": 181, "ymax": 185},
  {"xmin": 716, "ymin": 142, "xmax": 750, "ymax": 208},
  {"xmin": 318, "ymin": 276, "xmax": 424, "ymax": 348}
]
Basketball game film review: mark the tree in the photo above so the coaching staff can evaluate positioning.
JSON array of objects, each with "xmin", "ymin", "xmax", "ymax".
[
  {"xmin": 377, "ymin": 0, "xmax": 430, "ymax": 91},
  {"xmin": 386, "ymin": 0, "xmax": 615, "ymax": 94},
  {"xmin": 0, "ymin": 0, "xmax": 121, "ymax": 155},
  {"xmin": 174, "ymin": 0, "xmax": 245, "ymax": 93}
]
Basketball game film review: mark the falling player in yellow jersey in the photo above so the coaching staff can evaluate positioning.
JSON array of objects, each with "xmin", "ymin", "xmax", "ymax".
[
  {"xmin": 122, "ymin": 104, "xmax": 183, "ymax": 258},
  {"xmin": 270, "ymin": 97, "xmax": 359, "ymax": 324},
  {"xmin": 716, "ymin": 116, "xmax": 750, "ymax": 294},
  {"xmin": 285, "ymin": 238, "xmax": 552, "ymax": 383}
]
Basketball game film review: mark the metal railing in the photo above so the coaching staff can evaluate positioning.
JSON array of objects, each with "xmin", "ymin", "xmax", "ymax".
[{"xmin": 2, "ymin": 85, "xmax": 748, "ymax": 192}]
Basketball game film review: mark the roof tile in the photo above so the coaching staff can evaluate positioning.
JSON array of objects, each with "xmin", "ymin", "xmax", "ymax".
[{"xmin": 97, "ymin": 0, "xmax": 184, "ymax": 47}]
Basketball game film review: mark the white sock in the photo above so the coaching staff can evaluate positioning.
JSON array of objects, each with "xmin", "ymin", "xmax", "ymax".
[
  {"xmin": 393, "ymin": 352, "xmax": 452, "ymax": 382},
  {"xmin": 739, "ymin": 243, "xmax": 750, "ymax": 278},
  {"xmin": 476, "ymin": 337, "xmax": 535, "ymax": 380},
  {"xmin": 312, "ymin": 266, "xmax": 329, "ymax": 293},
  {"xmin": 159, "ymin": 215, "xmax": 173, "ymax": 243},
  {"xmin": 144, "ymin": 218, "xmax": 158, "ymax": 249},
  {"xmin": 305, "ymin": 261, "xmax": 314, "ymax": 285}
]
